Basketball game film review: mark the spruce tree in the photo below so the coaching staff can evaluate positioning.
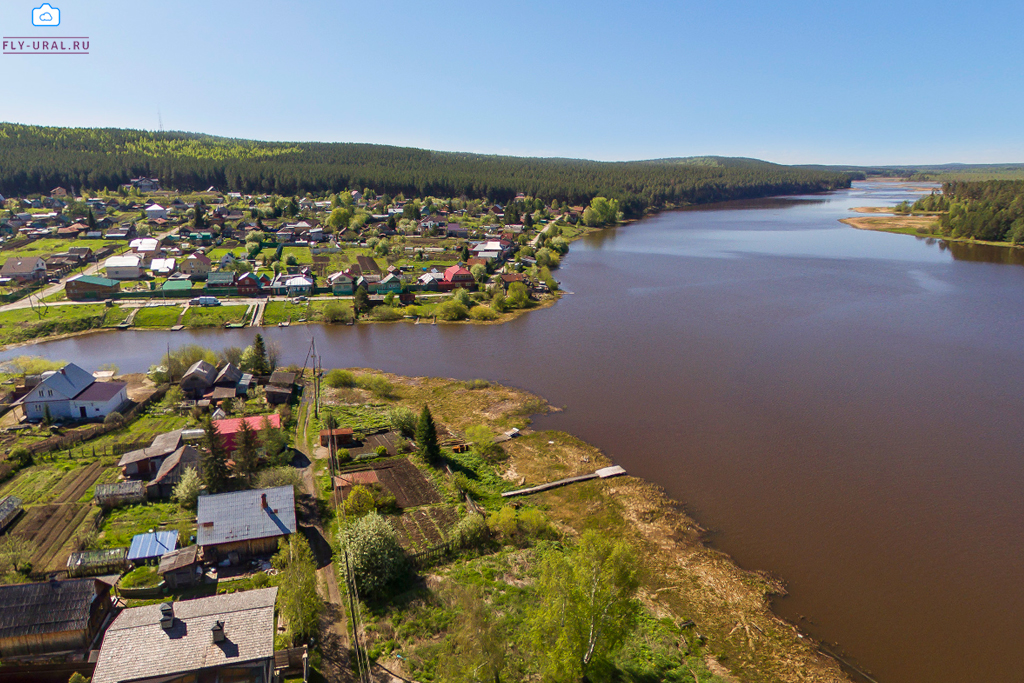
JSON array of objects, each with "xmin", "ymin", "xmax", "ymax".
[
  {"xmin": 201, "ymin": 416, "xmax": 230, "ymax": 493},
  {"xmin": 416, "ymin": 405, "xmax": 441, "ymax": 465},
  {"xmin": 250, "ymin": 334, "xmax": 270, "ymax": 375},
  {"xmin": 235, "ymin": 419, "xmax": 259, "ymax": 487}
]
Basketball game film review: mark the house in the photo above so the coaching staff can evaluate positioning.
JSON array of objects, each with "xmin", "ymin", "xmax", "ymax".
[
  {"xmin": 330, "ymin": 273, "xmax": 354, "ymax": 295},
  {"xmin": 1, "ymin": 257, "xmax": 46, "ymax": 283},
  {"xmin": 104, "ymin": 254, "xmax": 143, "ymax": 280},
  {"xmin": 179, "ymin": 360, "xmax": 217, "ymax": 398},
  {"xmin": 145, "ymin": 204, "xmax": 168, "ymax": 220},
  {"xmin": 499, "ymin": 272, "xmax": 525, "ymax": 290},
  {"xmin": 150, "ymin": 257, "xmax": 177, "ymax": 276},
  {"xmin": 126, "ymin": 177, "xmax": 161, "ymax": 192},
  {"xmin": 181, "ymin": 252, "xmax": 212, "ymax": 280},
  {"xmin": 158, "ymin": 545, "xmax": 203, "ymax": 589},
  {"xmin": 215, "ymin": 363, "xmax": 243, "ymax": 388},
  {"xmin": 266, "ymin": 371, "xmax": 296, "ymax": 406},
  {"xmin": 65, "ymin": 274, "xmax": 121, "ymax": 301},
  {"xmin": 128, "ymin": 530, "xmax": 179, "ymax": 564},
  {"xmin": 0, "ymin": 578, "xmax": 112, "ymax": 659},
  {"xmin": 205, "ymin": 271, "xmax": 237, "ymax": 293},
  {"xmin": 147, "ymin": 445, "xmax": 200, "ymax": 499},
  {"xmin": 376, "ymin": 272, "xmax": 402, "ymax": 294},
  {"xmin": 445, "ymin": 223, "xmax": 469, "ymax": 238},
  {"xmin": 16, "ymin": 363, "xmax": 128, "ymax": 421},
  {"xmin": 68, "ymin": 246, "xmax": 94, "ymax": 262},
  {"xmin": 218, "ymin": 252, "xmax": 237, "ymax": 269},
  {"xmin": 236, "ymin": 272, "xmax": 262, "ymax": 296},
  {"xmin": 440, "ymin": 265, "xmax": 474, "ymax": 291},
  {"xmin": 197, "ymin": 487, "xmax": 295, "ymax": 561},
  {"xmin": 130, "ymin": 237, "xmax": 161, "ymax": 265},
  {"xmin": 213, "ymin": 414, "xmax": 282, "ymax": 452},
  {"xmin": 50, "ymin": 187, "xmax": 68, "ymax": 198},
  {"xmin": 270, "ymin": 274, "xmax": 312, "ymax": 296},
  {"xmin": 57, "ymin": 223, "xmax": 85, "ymax": 238},
  {"xmin": 91, "ymin": 588, "xmax": 278, "ymax": 683},
  {"xmin": 118, "ymin": 430, "xmax": 184, "ymax": 479}
]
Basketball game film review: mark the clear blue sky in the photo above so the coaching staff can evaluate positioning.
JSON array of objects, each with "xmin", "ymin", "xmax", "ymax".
[{"xmin": 0, "ymin": 0, "xmax": 1021, "ymax": 165}]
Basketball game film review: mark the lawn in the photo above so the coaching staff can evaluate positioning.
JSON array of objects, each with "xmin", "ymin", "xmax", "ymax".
[
  {"xmin": 102, "ymin": 306, "xmax": 134, "ymax": 326},
  {"xmin": 98, "ymin": 501, "xmax": 195, "ymax": 549},
  {"xmin": 183, "ymin": 304, "xmax": 249, "ymax": 327},
  {"xmin": 0, "ymin": 304, "xmax": 111, "ymax": 345},
  {"xmin": 1, "ymin": 238, "xmax": 111, "ymax": 260},
  {"xmin": 135, "ymin": 305, "xmax": 184, "ymax": 328},
  {"xmin": 280, "ymin": 246, "xmax": 313, "ymax": 265},
  {"xmin": 262, "ymin": 300, "xmax": 351, "ymax": 325}
]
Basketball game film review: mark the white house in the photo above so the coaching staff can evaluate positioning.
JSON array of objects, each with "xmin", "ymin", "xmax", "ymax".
[
  {"xmin": 129, "ymin": 238, "xmax": 161, "ymax": 266},
  {"xmin": 104, "ymin": 255, "xmax": 143, "ymax": 280},
  {"xmin": 150, "ymin": 258, "xmax": 177, "ymax": 276},
  {"xmin": 17, "ymin": 363, "xmax": 128, "ymax": 421},
  {"xmin": 144, "ymin": 204, "xmax": 167, "ymax": 220}
]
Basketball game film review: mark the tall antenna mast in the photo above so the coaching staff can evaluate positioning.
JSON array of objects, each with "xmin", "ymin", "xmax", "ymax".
[{"xmin": 158, "ymin": 108, "xmax": 164, "ymax": 132}]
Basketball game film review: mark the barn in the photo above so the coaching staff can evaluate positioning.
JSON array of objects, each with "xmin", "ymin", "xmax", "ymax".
[{"xmin": 0, "ymin": 578, "xmax": 112, "ymax": 658}]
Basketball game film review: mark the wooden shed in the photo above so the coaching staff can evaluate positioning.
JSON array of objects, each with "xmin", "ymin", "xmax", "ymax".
[
  {"xmin": 0, "ymin": 495, "xmax": 23, "ymax": 532},
  {"xmin": 320, "ymin": 428, "xmax": 355, "ymax": 448},
  {"xmin": 0, "ymin": 578, "xmax": 112, "ymax": 658},
  {"xmin": 158, "ymin": 545, "xmax": 203, "ymax": 589}
]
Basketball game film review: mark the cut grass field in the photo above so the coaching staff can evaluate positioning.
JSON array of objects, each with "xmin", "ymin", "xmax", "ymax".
[
  {"xmin": 262, "ymin": 300, "xmax": 352, "ymax": 325},
  {"xmin": 134, "ymin": 305, "xmax": 184, "ymax": 328},
  {"xmin": 0, "ymin": 304, "xmax": 112, "ymax": 345},
  {"xmin": 183, "ymin": 304, "xmax": 249, "ymax": 327},
  {"xmin": 0, "ymin": 238, "xmax": 110, "ymax": 260}
]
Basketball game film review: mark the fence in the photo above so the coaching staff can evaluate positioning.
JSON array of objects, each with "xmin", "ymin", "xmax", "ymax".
[{"xmin": 408, "ymin": 540, "xmax": 455, "ymax": 569}]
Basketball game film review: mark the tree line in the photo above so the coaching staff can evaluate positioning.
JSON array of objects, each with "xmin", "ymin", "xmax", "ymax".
[
  {"xmin": 911, "ymin": 180, "xmax": 1024, "ymax": 243},
  {"xmin": 0, "ymin": 123, "xmax": 851, "ymax": 218}
]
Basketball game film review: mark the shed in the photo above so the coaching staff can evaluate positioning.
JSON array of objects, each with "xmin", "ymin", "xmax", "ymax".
[
  {"xmin": 0, "ymin": 578, "xmax": 112, "ymax": 658},
  {"xmin": 269, "ymin": 370, "xmax": 296, "ymax": 387},
  {"xmin": 157, "ymin": 545, "xmax": 203, "ymax": 589},
  {"xmin": 146, "ymin": 445, "xmax": 200, "ymax": 499},
  {"xmin": 128, "ymin": 531, "xmax": 179, "ymax": 564},
  {"xmin": 67, "ymin": 547, "xmax": 129, "ymax": 578},
  {"xmin": 320, "ymin": 428, "xmax": 355, "ymax": 448},
  {"xmin": 264, "ymin": 384, "xmax": 293, "ymax": 405},
  {"xmin": 197, "ymin": 486, "xmax": 296, "ymax": 562},
  {"xmin": 0, "ymin": 495, "xmax": 23, "ymax": 532}
]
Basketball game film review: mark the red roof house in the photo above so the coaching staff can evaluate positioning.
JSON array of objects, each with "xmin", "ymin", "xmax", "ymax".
[
  {"xmin": 440, "ymin": 265, "xmax": 474, "ymax": 291},
  {"xmin": 213, "ymin": 414, "xmax": 282, "ymax": 452}
]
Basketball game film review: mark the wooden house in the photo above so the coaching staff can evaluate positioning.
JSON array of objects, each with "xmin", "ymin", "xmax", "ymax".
[
  {"xmin": 179, "ymin": 360, "xmax": 216, "ymax": 398},
  {"xmin": 117, "ymin": 430, "xmax": 184, "ymax": 479},
  {"xmin": 197, "ymin": 487, "xmax": 296, "ymax": 563},
  {"xmin": 0, "ymin": 578, "xmax": 112, "ymax": 658}
]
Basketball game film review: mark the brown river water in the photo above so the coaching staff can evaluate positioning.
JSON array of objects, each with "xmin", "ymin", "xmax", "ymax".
[{"xmin": 8, "ymin": 182, "xmax": 1024, "ymax": 683}]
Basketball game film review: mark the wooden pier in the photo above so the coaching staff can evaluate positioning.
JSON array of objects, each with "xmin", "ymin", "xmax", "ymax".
[{"xmin": 501, "ymin": 465, "xmax": 626, "ymax": 497}]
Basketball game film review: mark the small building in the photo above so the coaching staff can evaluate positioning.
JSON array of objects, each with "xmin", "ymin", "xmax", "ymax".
[
  {"xmin": 236, "ymin": 271, "xmax": 262, "ymax": 296},
  {"xmin": 205, "ymin": 271, "xmax": 237, "ymax": 293},
  {"xmin": 181, "ymin": 252, "xmax": 212, "ymax": 280},
  {"xmin": 441, "ymin": 265, "xmax": 474, "ymax": 291},
  {"xmin": 117, "ymin": 429, "xmax": 184, "ymax": 479},
  {"xmin": 67, "ymin": 547, "xmax": 129, "ymax": 578},
  {"xmin": 266, "ymin": 370, "xmax": 296, "ymax": 406},
  {"xmin": 65, "ymin": 274, "xmax": 121, "ymax": 301},
  {"xmin": 0, "ymin": 578, "xmax": 112, "ymax": 659},
  {"xmin": 215, "ymin": 363, "xmax": 243, "ymax": 387},
  {"xmin": 147, "ymin": 445, "xmax": 200, "ymax": 499},
  {"xmin": 179, "ymin": 360, "xmax": 217, "ymax": 398},
  {"xmin": 150, "ymin": 257, "xmax": 176, "ymax": 276},
  {"xmin": 91, "ymin": 588, "xmax": 278, "ymax": 683},
  {"xmin": 1, "ymin": 257, "xmax": 46, "ymax": 283},
  {"xmin": 197, "ymin": 487, "xmax": 295, "ymax": 562},
  {"xmin": 376, "ymin": 272, "xmax": 402, "ymax": 294},
  {"xmin": 330, "ymin": 273, "xmax": 354, "ymax": 295},
  {"xmin": 157, "ymin": 545, "xmax": 203, "ymax": 589},
  {"xmin": 144, "ymin": 204, "xmax": 168, "ymax": 220},
  {"xmin": 320, "ymin": 428, "xmax": 355, "ymax": 448},
  {"xmin": 212, "ymin": 414, "xmax": 282, "ymax": 452},
  {"xmin": 128, "ymin": 530, "xmax": 179, "ymax": 564},
  {"xmin": 94, "ymin": 481, "xmax": 147, "ymax": 508},
  {"xmin": 50, "ymin": 186, "xmax": 68, "ymax": 198},
  {"xmin": 0, "ymin": 495, "xmax": 22, "ymax": 533},
  {"xmin": 104, "ymin": 254, "xmax": 143, "ymax": 280}
]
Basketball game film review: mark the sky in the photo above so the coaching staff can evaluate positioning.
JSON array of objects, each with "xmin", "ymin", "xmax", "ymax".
[{"xmin": 0, "ymin": 0, "xmax": 1021, "ymax": 165}]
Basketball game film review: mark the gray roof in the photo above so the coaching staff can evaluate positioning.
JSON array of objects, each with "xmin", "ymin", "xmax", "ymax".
[
  {"xmin": 0, "ymin": 579, "xmax": 106, "ymax": 640},
  {"xmin": 197, "ymin": 486, "xmax": 296, "ymax": 547},
  {"xmin": 149, "ymin": 445, "xmax": 200, "ymax": 486},
  {"xmin": 117, "ymin": 429, "xmax": 183, "ymax": 467},
  {"xmin": 92, "ymin": 587, "xmax": 277, "ymax": 683},
  {"xmin": 181, "ymin": 360, "xmax": 216, "ymax": 386},
  {"xmin": 158, "ymin": 545, "xmax": 201, "ymax": 574},
  {"xmin": 215, "ymin": 363, "xmax": 242, "ymax": 386}
]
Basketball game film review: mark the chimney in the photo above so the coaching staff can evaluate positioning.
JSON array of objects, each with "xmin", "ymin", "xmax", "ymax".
[
  {"xmin": 160, "ymin": 602, "xmax": 174, "ymax": 631},
  {"xmin": 261, "ymin": 493, "xmax": 268, "ymax": 509},
  {"xmin": 212, "ymin": 620, "xmax": 225, "ymax": 643}
]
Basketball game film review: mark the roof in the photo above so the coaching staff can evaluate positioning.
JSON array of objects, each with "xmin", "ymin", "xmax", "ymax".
[
  {"xmin": 92, "ymin": 587, "xmax": 277, "ymax": 683},
  {"xmin": 269, "ymin": 370, "xmax": 296, "ymax": 386},
  {"xmin": 150, "ymin": 445, "xmax": 200, "ymax": 485},
  {"xmin": 186, "ymin": 252, "xmax": 212, "ymax": 265},
  {"xmin": 130, "ymin": 238, "xmax": 159, "ymax": 251},
  {"xmin": 145, "ymin": 204, "xmax": 166, "ymax": 212},
  {"xmin": 68, "ymin": 274, "xmax": 119, "ymax": 288},
  {"xmin": 207, "ymin": 271, "xmax": 236, "ymax": 286},
  {"xmin": 21, "ymin": 364, "xmax": 95, "ymax": 404},
  {"xmin": 213, "ymin": 413, "xmax": 281, "ymax": 436},
  {"xmin": 118, "ymin": 430, "xmax": 183, "ymax": 467},
  {"xmin": 106, "ymin": 255, "xmax": 141, "ymax": 268},
  {"xmin": 196, "ymin": 486, "xmax": 296, "ymax": 547},
  {"xmin": 182, "ymin": 360, "xmax": 216, "ymax": 385},
  {"xmin": 1, "ymin": 257, "xmax": 43, "ymax": 274},
  {"xmin": 443, "ymin": 265, "xmax": 471, "ymax": 281},
  {"xmin": 0, "ymin": 579, "xmax": 105, "ymax": 640},
  {"xmin": 128, "ymin": 531, "xmax": 179, "ymax": 562},
  {"xmin": 163, "ymin": 279, "xmax": 193, "ymax": 290},
  {"xmin": 158, "ymin": 545, "xmax": 201, "ymax": 574},
  {"xmin": 216, "ymin": 364, "xmax": 242, "ymax": 385},
  {"xmin": 73, "ymin": 381, "xmax": 126, "ymax": 403}
]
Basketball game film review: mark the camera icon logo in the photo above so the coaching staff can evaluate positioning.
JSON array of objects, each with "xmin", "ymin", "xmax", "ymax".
[{"xmin": 31, "ymin": 3, "xmax": 60, "ymax": 26}]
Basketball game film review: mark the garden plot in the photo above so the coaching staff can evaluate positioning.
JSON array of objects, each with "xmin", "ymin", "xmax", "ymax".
[
  {"xmin": 373, "ymin": 458, "xmax": 441, "ymax": 508},
  {"xmin": 390, "ymin": 506, "xmax": 459, "ymax": 551}
]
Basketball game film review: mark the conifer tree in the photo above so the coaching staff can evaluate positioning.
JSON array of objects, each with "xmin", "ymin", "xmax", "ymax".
[
  {"xmin": 201, "ymin": 416, "xmax": 230, "ymax": 493},
  {"xmin": 416, "ymin": 405, "xmax": 441, "ymax": 465},
  {"xmin": 235, "ymin": 419, "xmax": 259, "ymax": 487}
]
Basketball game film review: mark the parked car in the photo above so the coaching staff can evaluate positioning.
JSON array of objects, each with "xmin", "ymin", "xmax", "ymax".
[{"xmin": 189, "ymin": 296, "xmax": 221, "ymax": 307}]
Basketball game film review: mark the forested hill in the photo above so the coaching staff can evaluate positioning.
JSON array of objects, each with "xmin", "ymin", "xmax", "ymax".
[
  {"xmin": 0, "ymin": 123, "xmax": 850, "ymax": 217},
  {"xmin": 911, "ymin": 179, "xmax": 1024, "ymax": 243}
]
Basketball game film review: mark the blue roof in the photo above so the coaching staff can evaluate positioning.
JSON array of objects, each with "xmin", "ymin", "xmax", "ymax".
[{"xmin": 127, "ymin": 531, "xmax": 179, "ymax": 561}]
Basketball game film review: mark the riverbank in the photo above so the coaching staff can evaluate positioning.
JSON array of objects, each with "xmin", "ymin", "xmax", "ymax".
[
  {"xmin": 358, "ymin": 371, "xmax": 853, "ymax": 683},
  {"xmin": 842, "ymin": 207, "xmax": 1024, "ymax": 250}
]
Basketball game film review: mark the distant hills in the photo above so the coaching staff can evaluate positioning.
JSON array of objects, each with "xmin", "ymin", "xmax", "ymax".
[
  {"xmin": 798, "ymin": 163, "xmax": 1024, "ymax": 181},
  {"xmin": 0, "ymin": 124, "xmax": 850, "ymax": 217}
]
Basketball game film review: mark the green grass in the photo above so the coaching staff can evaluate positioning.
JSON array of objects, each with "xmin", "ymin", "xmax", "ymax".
[
  {"xmin": 0, "ymin": 304, "xmax": 111, "ymax": 345},
  {"xmin": 281, "ymin": 246, "xmax": 313, "ymax": 265},
  {"xmin": 102, "ymin": 306, "xmax": 134, "ymax": 326},
  {"xmin": 134, "ymin": 305, "xmax": 184, "ymax": 327},
  {"xmin": 120, "ymin": 565, "xmax": 161, "ymax": 588},
  {"xmin": 0, "ymin": 238, "xmax": 110, "ymax": 260},
  {"xmin": 183, "ymin": 304, "xmax": 248, "ymax": 327},
  {"xmin": 98, "ymin": 501, "xmax": 195, "ymax": 549},
  {"xmin": 262, "ymin": 300, "xmax": 351, "ymax": 325}
]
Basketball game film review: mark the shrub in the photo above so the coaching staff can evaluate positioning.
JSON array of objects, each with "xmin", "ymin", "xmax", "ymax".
[
  {"xmin": 256, "ymin": 466, "xmax": 303, "ymax": 493},
  {"xmin": 468, "ymin": 306, "xmax": 498, "ymax": 321},
  {"xmin": 452, "ymin": 513, "xmax": 489, "ymax": 549},
  {"xmin": 374, "ymin": 445, "xmax": 388, "ymax": 457},
  {"xmin": 388, "ymin": 406, "xmax": 417, "ymax": 438},
  {"xmin": 103, "ymin": 411, "xmax": 124, "ymax": 428},
  {"xmin": 325, "ymin": 369, "xmax": 355, "ymax": 388},
  {"xmin": 9, "ymin": 447, "xmax": 31, "ymax": 469},
  {"xmin": 463, "ymin": 379, "xmax": 491, "ymax": 390},
  {"xmin": 488, "ymin": 505, "xmax": 553, "ymax": 546},
  {"xmin": 370, "ymin": 306, "xmax": 402, "ymax": 322},
  {"xmin": 343, "ymin": 485, "xmax": 376, "ymax": 518},
  {"xmin": 339, "ymin": 512, "xmax": 408, "ymax": 598},
  {"xmin": 324, "ymin": 302, "xmax": 353, "ymax": 324},
  {"xmin": 173, "ymin": 467, "xmax": 202, "ymax": 509},
  {"xmin": 436, "ymin": 300, "xmax": 469, "ymax": 321},
  {"xmin": 356, "ymin": 375, "xmax": 396, "ymax": 399}
]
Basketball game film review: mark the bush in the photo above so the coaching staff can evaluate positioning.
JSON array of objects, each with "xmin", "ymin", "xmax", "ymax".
[
  {"xmin": 325, "ymin": 369, "xmax": 355, "ymax": 388},
  {"xmin": 9, "ymin": 447, "xmax": 32, "ymax": 469},
  {"xmin": 339, "ymin": 512, "xmax": 408, "ymax": 598},
  {"xmin": 436, "ymin": 300, "xmax": 469, "ymax": 321},
  {"xmin": 374, "ymin": 445, "xmax": 388, "ymax": 457},
  {"xmin": 324, "ymin": 302, "xmax": 353, "ymax": 324},
  {"xmin": 103, "ymin": 411, "xmax": 124, "ymax": 428},
  {"xmin": 173, "ymin": 467, "xmax": 202, "ymax": 509},
  {"xmin": 356, "ymin": 375, "xmax": 396, "ymax": 399},
  {"xmin": 256, "ymin": 466, "xmax": 303, "ymax": 493},
  {"xmin": 468, "ymin": 306, "xmax": 498, "ymax": 321},
  {"xmin": 343, "ymin": 485, "xmax": 376, "ymax": 518},
  {"xmin": 452, "ymin": 513, "xmax": 489, "ymax": 549},
  {"xmin": 388, "ymin": 406, "xmax": 417, "ymax": 438},
  {"xmin": 488, "ymin": 505, "xmax": 554, "ymax": 546},
  {"xmin": 370, "ymin": 306, "xmax": 402, "ymax": 321}
]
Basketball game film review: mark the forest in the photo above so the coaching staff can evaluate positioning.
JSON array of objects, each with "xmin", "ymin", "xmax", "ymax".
[
  {"xmin": 0, "ymin": 123, "xmax": 851, "ymax": 217},
  {"xmin": 909, "ymin": 180, "xmax": 1024, "ymax": 243}
]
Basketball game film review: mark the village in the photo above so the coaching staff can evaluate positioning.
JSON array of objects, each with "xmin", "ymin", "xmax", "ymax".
[{"xmin": 0, "ymin": 178, "xmax": 595, "ymax": 343}]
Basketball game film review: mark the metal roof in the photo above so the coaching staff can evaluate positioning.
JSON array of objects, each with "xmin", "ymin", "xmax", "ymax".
[
  {"xmin": 196, "ymin": 486, "xmax": 296, "ymax": 547},
  {"xmin": 127, "ymin": 531, "xmax": 179, "ymax": 561}
]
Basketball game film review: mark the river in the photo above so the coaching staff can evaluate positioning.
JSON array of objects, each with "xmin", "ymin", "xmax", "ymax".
[{"xmin": 6, "ymin": 181, "xmax": 1024, "ymax": 683}]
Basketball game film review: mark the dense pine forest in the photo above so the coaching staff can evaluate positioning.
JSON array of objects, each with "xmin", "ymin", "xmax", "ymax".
[
  {"xmin": 0, "ymin": 123, "xmax": 850, "ymax": 217},
  {"xmin": 908, "ymin": 180, "xmax": 1024, "ymax": 243}
]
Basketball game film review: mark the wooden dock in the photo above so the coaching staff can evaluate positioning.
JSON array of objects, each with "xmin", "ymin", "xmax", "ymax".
[{"xmin": 501, "ymin": 465, "xmax": 626, "ymax": 497}]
